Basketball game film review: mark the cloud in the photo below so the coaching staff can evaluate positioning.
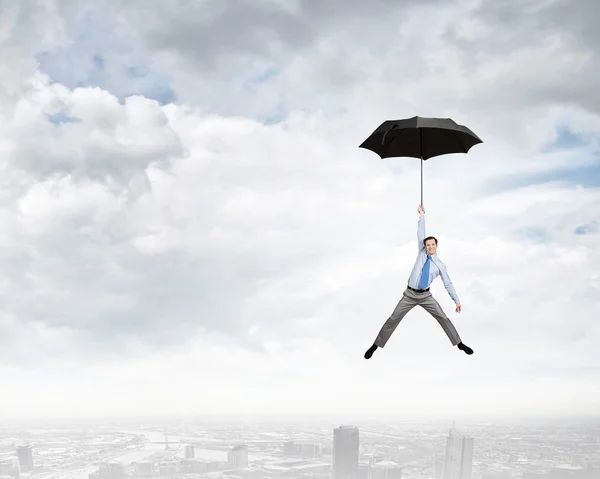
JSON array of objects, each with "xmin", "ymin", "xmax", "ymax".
[
  {"xmin": 110, "ymin": 0, "xmax": 446, "ymax": 68},
  {"xmin": 34, "ymin": 4, "xmax": 177, "ymax": 104},
  {"xmin": 444, "ymin": 0, "xmax": 600, "ymax": 116},
  {"xmin": 0, "ymin": 0, "xmax": 599, "ymax": 418},
  {"xmin": 2, "ymin": 75, "xmax": 186, "ymax": 185}
]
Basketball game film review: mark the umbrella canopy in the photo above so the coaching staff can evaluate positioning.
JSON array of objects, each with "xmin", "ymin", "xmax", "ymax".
[
  {"xmin": 359, "ymin": 116, "xmax": 482, "ymax": 160},
  {"xmin": 359, "ymin": 116, "xmax": 482, "ymax": 205}
]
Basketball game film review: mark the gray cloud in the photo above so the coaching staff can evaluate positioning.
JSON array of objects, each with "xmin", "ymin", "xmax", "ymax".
[
  {"xmin": 88, "ymin": 0, "xmax": 454, "ymax": 118},
  {"xmin": 442, "ymin": 0, "xmax": 600, "ymax": 114},
  {"xmin": 0, "ymin": 191, "xmax": 269, "ymax": 363},
  {"xmin": 109, "ymin": 0, "xmax": 446, "ymax": 69},
  {"xmin": 13, "ymin": 0, "xmax": 599, "ymax": 127}
]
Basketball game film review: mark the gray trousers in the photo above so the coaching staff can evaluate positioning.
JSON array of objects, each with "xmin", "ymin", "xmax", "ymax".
[{"xmin": 374, "ymin": 287, "xmax": 461, "ymax": 347}]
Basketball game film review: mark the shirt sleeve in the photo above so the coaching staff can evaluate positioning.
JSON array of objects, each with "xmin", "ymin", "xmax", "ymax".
[
  {"xmin": 417, "ymin": 215, "xmax": 426, "ymax": 251},
  {"xmin": 439, "ymin": 264, "xmax": 460, "ymax": 304}
]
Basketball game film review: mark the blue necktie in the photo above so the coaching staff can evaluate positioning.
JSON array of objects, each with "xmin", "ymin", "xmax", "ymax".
[{"xmin": 419, "ymin": 255, "xmax": 431, "ymax": 289}]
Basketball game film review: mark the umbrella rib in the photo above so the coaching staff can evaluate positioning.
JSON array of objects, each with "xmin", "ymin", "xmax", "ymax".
[
  {"xmin": 381, "ymin": 128, "xmax": 407, "ymax": 158},
  {"xmin": 381, "ymin": 124, "xmax": 397, "ymax": 145}
]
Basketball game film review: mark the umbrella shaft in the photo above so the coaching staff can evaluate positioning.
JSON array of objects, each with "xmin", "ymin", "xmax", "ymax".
[
  {"xmin": 420, "ymin": 158, "xmax": 423, "ymax": 207},
  {"xmin": 420, "ymin": 128, "xmax": 423, "ymax": 207}
]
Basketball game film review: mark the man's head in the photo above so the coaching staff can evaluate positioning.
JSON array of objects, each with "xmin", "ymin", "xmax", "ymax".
[{"xmin": 424, "ymin": 236, "xmax": 438, "ymax": 255}]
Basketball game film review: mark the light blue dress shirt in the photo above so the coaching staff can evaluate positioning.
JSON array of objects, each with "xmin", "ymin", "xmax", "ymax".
[{"xmin": 406, "ymin": 215, "xmax": 460, "ymax": 305}]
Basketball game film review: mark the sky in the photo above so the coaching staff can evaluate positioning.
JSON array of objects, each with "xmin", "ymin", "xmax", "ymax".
[{"xmin": 0, "ymin": 0, "xmax": 599, "ymax": 420}]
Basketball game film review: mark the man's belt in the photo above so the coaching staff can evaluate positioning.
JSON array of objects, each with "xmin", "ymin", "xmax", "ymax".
[{"xmin": 407, "ymin": 286, "xmax": 430, "ymax": 293}]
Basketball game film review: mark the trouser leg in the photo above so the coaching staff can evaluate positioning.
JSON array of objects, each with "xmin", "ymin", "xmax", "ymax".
[
  {"xmin": 374, "ymin": 290, "xmax": 418, "ymax": 347},
  {"xmin": 419, "ymin": 294, "xmax": 462, "ymax": 346}
]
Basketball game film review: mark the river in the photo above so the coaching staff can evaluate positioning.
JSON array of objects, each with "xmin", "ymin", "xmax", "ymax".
[{"xmin": 37, "ymin": 428, "xmax": 279, "ymax": 479}]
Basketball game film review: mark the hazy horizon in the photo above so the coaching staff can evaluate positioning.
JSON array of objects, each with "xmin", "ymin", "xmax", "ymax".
[{"xmin": 2, "ymin": 412, "xmax": 600, "ymax": 425}]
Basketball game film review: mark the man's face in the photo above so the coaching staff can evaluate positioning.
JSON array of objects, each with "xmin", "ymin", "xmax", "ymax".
[{"xmin": 425, "ymin": 239, "xmax": 437, "ymax": 255}]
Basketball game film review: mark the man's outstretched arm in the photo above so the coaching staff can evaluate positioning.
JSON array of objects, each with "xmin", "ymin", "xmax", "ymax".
[
  {"xmin": 439, "ymin": 265, "xmax": 461, "ymax": 311},
  {"xmin": 417, "ymin": 205, "xmax": 426, "ymax": 251}
]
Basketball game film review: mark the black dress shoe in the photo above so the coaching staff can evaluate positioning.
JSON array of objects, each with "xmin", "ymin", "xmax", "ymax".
[
  {"xmin": 364, "ymin": 344, "xmax": 378, "ymax": 359},
  {"xmin": 457, "ymin": 342, "xmax": 473, "ymax": 355}
]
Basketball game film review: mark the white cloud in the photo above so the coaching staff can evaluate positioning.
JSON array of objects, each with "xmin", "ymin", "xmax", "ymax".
[
  {"xmin": 3, "ymin": 75, "xmax": 185, "ymax": 184},
  {"xmin": 0, "ymin": 0, "xmax": 599, "ymax": 419}
]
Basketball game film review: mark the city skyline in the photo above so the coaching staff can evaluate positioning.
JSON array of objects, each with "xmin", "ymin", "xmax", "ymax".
[{"xmin": 1, "ymin": 418, "xmax": 598, "ymax": 479}]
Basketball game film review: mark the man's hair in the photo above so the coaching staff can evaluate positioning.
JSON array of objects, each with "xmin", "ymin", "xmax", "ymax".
[{"xmin": 423, "ymin": 236, "xmax": 438, "ymax": 247}]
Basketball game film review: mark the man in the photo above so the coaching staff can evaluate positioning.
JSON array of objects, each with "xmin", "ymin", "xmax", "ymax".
[{"xmin": 364, "ymin": 205, "xmax": 473, "ymax": 359}]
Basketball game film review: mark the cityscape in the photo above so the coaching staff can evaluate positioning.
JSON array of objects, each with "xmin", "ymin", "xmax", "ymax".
[{"xmin": 0, "ymin": 417, "xmax": 598, "ymax": 479}]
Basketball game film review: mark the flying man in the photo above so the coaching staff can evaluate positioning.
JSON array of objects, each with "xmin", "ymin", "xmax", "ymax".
[{"xmin": 364, "ymin": 205, "xmax": 474, "ymax": 359}]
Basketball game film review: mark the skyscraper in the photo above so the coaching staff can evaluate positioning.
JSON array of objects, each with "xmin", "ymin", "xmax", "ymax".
[
  {"xmin": 228, "ymin": 445, "xmax": 249, "ymax": 469},
  {"xmin": 443, "ymin": 426, "xmax": 474, "ymax": 479},
  {"xmin": 184, "ymin": 445, "xmax": 195, "ymax": 459},
  {"xmin": 17, "ymin": 445, "xmax": 33, "ymax": 472},
  {"xmin": 334, "ymin": 425, "xmax": 359, "ymax": 479}
]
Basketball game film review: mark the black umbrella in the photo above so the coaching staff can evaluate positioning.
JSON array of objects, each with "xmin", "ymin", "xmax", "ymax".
[{"xmin": 359, "ymin": 116, "xmax": 482, "ymax": 206}]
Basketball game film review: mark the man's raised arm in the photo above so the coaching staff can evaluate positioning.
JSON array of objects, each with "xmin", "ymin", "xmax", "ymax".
[{"xmin": 417, "ymin": 205, "xmax": 426, "ymax": 251}]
